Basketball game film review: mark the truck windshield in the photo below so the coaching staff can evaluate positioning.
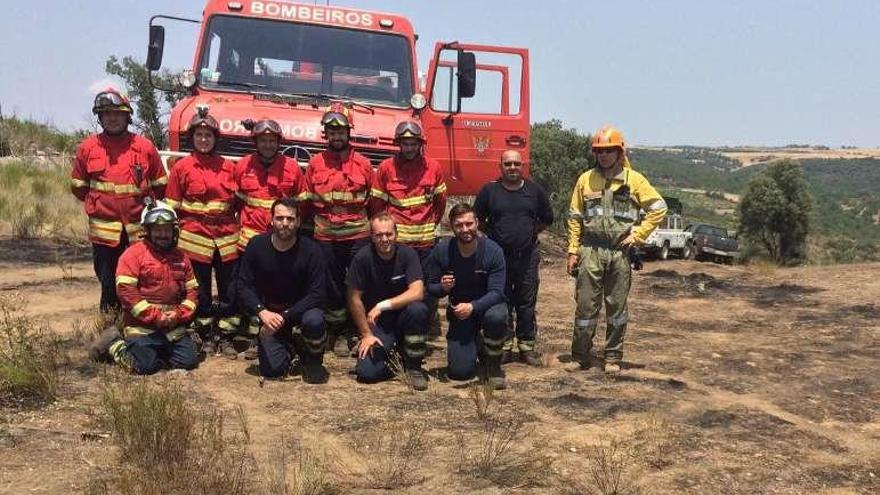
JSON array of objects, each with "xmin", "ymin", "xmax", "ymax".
[{"xmin": 197, "ymin": 15, "xmax": 414, "ymax": 107}]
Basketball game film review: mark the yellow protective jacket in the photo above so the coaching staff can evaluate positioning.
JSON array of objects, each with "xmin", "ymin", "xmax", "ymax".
[{"xmin": 567, "ymin": 160, "xmax": 667, "ymax": 255}]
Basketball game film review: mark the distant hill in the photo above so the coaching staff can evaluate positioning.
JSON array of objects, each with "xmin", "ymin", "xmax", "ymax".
[{"xmin": 629, "ymin": 148, "xmax": 880, "ymax": 262}]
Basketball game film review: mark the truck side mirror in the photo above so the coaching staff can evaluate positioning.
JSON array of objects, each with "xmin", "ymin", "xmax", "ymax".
[
  {"xmin": 457, "ymin": 51, "xmax": 476, "ymax": 98},
  {"xmin": 147, "ymin": 25, "xmax": 166, "ymax": 72}
]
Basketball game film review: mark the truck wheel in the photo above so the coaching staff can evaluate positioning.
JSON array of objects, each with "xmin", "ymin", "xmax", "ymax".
[
  {"xmin": 681, "ymin": 242, "xmax": 693, "ymax": 260},
  {"xmin": 659, "ymin": 242, "xmax": 670, "ymax": 261}
]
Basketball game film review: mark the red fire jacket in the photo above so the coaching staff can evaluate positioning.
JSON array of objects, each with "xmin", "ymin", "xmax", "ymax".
[
  {"xmin": 164, "ymin": 153, "xmax": 240, "ymax": 263},
  {"xmin": 304, "ymin": 150, "xmax": 374, "ymax": 242},
  {"xmin": 70, "ymin": 132, "xmax": 167, "ymax": 246},
  {"xmin": 369, "ymin": 155, "xmax": 447, "ymax": 248},
  {"xmin": 115, "ymin": 240, "xmax": 199, "ymax": 341},
  {"xmin": 232, "ymin": 153, "xmax": 307, "ymax": 252}
]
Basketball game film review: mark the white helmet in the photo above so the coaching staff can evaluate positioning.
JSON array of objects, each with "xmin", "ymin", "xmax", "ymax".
[{"xmin": 141, "ymin": 199, "xmax": 178, "ymax": 226}]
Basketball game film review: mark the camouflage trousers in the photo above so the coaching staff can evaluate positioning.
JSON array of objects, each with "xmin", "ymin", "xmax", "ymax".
[{"xmin": 572, "ymin": 245, "xmax": 632, "ymax": 364}]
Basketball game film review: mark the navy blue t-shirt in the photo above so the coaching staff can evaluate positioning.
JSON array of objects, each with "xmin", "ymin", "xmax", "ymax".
[{"xmin": 346, "ymin": 243, "xmax": 423, "ymax": 310}]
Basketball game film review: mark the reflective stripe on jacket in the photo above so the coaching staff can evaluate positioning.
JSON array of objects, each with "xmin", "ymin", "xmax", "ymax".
[
  {"xmin": 232, "ymin": 153, "xmax": 307, "ymax": 252},
  {"xmin": 369, "ymin": 155, "xmax": 447, "ymax": 247},
  {"xmin": 115, "ymin": 241, "xmax": 199, "ymax": 340},
  {"xmin": 70, "ymin": 132, "xmax": 167, "ymax": 246},
  {"xmin": 304, "ymin": 150, "xmax": 374, "ymax": 242},
  {"xmin": 567, "ymin": 162, "xmax": 667, "ymax": 254},
  {"xmin": 165, "ymin": 153, "xmax": 240, "ymax": 263}
]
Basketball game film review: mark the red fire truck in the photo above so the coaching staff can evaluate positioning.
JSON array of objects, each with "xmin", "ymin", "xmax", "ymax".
[{"xmin": 147, "ymin": 0, "xmax": 530, "ymax": 195}]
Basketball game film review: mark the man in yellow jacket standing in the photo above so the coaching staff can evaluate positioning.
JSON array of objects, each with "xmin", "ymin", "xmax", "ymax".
[{"xmin": 566, "ymin": 125, "xmax": 667, "ymax": 373}]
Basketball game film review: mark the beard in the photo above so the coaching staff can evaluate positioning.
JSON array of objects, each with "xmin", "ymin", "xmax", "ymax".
[{"xmin": 273, "ymin": 225, "xmax": 296, "ymax": 242}]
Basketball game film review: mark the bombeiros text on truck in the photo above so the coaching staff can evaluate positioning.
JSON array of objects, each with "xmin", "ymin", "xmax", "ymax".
[{"xmin": 146, "ymin": 0, "xmax": 531, "ymax": 195}]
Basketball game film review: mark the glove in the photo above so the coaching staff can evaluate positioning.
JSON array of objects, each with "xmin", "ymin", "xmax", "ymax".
[{"xmin": 629, "ymin": 249, "xmax": 643, "ymax": 271}]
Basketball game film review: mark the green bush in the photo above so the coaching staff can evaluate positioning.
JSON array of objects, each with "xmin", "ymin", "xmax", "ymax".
[{"xmin": 0, "ymin": 294, "xmax": 64, "ymax": 406}]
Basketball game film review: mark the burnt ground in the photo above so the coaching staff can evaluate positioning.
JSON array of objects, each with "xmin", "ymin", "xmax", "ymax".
[{"xmin": 1, "ymin": 236, "xmax": 878, "ymax": 494}]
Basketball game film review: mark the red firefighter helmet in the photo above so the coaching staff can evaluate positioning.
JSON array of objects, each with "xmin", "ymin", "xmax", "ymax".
[
  {"xmin": 187, "ymin": 105, "xmax": 220, "ymax": 136},
  {"xmin": 92, "ymin": 88, "xmax": 133, "ymax": 114}
]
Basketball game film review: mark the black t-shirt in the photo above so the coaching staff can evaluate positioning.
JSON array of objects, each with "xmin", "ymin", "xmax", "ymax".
[
  {"xmin": 346, "ymin": 243, "xmax": 423, "ymax": 310},
  {"xmin": 473, "ymin": 179, "xmax": 554, "ymax": 253},
  {"xmin": 236, "ymin": 234, "xmax": 325, "ymax": 323}
]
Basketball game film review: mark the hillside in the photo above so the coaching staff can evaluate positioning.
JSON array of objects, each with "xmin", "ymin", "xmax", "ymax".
[{"xmin": 628, "ymin": 148, "xmax": 880, "ymax": 262}]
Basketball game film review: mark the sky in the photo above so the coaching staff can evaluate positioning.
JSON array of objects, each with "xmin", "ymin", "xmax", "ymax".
[{"xmin": 1, "ymin": 0, "xmax": 878, "ymax": 147}]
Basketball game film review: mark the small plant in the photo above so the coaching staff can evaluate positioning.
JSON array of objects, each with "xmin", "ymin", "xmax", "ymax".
[
  {"xmin": 265, "ymin": 437, "xmax": 338, "ymax": 495},
  {"xmin": 469, "ymin": 381, "xmax": 495, "ymax": 422},
  {"xmin": 353, "ymin": 417, "xmax": 429, "ymax": 489},
  {"xmin": 563, "ymin": 440, "xmax": 643, "ymax": 495},
  {"xmin": 90, "ymin": 379, "xmax": 255, "ymax": 494},
  {"xmin": 631, "ymin": 415, "xmax": 676, "ymax": 469},
  {"xmin": 11, "ymin": 204, "xmax": 47, "ymax": 239},
  {"xmin": 0, "ymin": 294, "xmax": 64, "ymax": 406},
  {"xmin": 385, "ymin": 349, "xmax": 415, "ymax": 393},
  {"xmin": 55, "ymin": 249, "xmax": 76, "ymax": 280}
]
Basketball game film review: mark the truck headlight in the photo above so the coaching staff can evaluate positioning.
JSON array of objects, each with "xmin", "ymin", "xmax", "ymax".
[
  {"xmin": 410, "ymin": 93, "xmax": 427, "ymax": 110},
  {"xmin": 178, "ymin": 69, "xmax": 197, "ymax": 89}
]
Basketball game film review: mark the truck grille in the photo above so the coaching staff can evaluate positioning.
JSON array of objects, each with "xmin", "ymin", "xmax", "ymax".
[{"xmin": 181, "ymin": 137, "xmax": 396, "ymax": 166}]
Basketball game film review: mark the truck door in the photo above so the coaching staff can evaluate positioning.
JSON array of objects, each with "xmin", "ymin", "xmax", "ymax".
[{"xmin": 420, "ymin": 43, "xmax": 529, "ymax": 196}]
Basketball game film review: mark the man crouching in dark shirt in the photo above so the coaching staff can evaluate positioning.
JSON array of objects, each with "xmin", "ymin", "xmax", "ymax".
[
  {"xmin": 347, "ymin": 212, "xmax": 430, "ymax": 391},
  {"xmin": 425, "ymin": 203, "xmax": 509, "ymax": 390},
  {"xmin": 236, "ymin": 198, "xmax": 328, "ymax": 384}
]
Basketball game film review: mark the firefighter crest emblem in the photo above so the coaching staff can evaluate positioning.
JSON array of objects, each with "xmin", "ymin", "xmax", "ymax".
[{"xmin": 472, "ymin": 135, "xmax": 491, "ymax": 155}]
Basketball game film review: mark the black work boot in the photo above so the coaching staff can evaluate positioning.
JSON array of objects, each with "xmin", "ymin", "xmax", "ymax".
[
  {"xmin": 88, "ymin": 326, "xmax": 122, "ymax": 362},
  {"xmin": 218, "ymin": 336, "xmax": 238, "ymax": 360},
  {"xmin": 301, "ymin": 354, "xmax": 329, "ymax": 384},
  {"xmin": 484, "ymin": 355, "xmax": 507, "ymax": 390},
  {"xmin": 500, "ymin": 349, "xmax": 516, "ymax": 365},
  {"xmin": 405, "ymin": 359, "xmax": 429, "ymax": 391},
  {"xmin": 520, "ymin": 350, "xmax": 543, "ymax": 367},
  {"xmin": 242, "ymin": 336, "xmax": 259, "ymax": 361}
]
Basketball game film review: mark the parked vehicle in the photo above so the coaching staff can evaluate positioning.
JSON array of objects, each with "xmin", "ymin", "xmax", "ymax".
[
  {"xmin": 684, "ymin": 223, "xmax": 738, "ymax": 264},
  {"xmin": 643, "ymin": 198, "xmax": 692, "ymax": 260},
  {"xmin": 145, "ymin": 0, "xmax": 530, "ymax": 195}
]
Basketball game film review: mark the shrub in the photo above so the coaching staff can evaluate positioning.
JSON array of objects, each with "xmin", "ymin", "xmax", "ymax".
[
  {"xmin": 0, "ymin": 294, "xmax": 64, "ymax": 406},
  {"xmin": 90, "ymin": 380, "xmax": 254, "ymax": 494}
]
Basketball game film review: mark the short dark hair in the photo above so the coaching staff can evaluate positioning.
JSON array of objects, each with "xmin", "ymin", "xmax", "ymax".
[
  {"xmin": 448, "ymin": 202, "xmax": 474, "ymax": 223},
  {"xmin": 270, "ymin": 197, "xmax": 299, "ymax": 218}
]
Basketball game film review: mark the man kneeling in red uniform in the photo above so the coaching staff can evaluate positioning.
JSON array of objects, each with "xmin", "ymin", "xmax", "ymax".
[{"xmin": 89, "ymin": 200, "xmax": 200, "ymax": 374}]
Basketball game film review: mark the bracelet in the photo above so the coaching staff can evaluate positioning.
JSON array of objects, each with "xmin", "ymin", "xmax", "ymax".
[{"xmin": 377, "ymin": 300, "xmax": 392, "ymax": 312}]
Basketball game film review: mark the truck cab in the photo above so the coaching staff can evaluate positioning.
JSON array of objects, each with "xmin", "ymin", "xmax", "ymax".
[{"xmin": 146, "ymin": 0, "xmax": 530, "ymax": 195}]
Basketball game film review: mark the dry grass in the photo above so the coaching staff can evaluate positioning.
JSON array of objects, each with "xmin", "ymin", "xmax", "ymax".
[
  {"xmin": 352, "ymin": 417, "xmax": 430, "ymax": 489},
  {"xmin": 0, "ymin": 158, "xmax": 86, "ymax": 240},
  {"xmin": 576, "ymin": 440, "xmax": 643, "ymax": 495},
  {"xmin": 630, "ymin": 415, "xmax": 677, "ymax": 470},
  {"xmin": 89, "ymin": 378, "xmax": 255, "ymax": 494},
  {"xmin": 0, "ymin": 115, "xmax": 85, "ymax": 157},
  {"xmin": 456, "ymin": 396, "xmax": 552, "ymax": 488},
  {"xmin": 385, "ymin": 349, "xmax": 416, "ymax": 393},
  {"xmin": 0, "ymin": 293, "xmax": 65, "ymax": 406},
  {"xmin": 263, "ymin": 437, "xmax": 339, "ymax": 495},
  {"xmin": 468, "ymin": 381, "xmax": 496, "ymax": 421}
]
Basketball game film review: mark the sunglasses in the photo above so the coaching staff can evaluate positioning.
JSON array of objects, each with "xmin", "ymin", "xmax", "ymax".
[
  {"xmin": 593, "ymin": 148, "xmax": 618, "ymax": 155},
  {"xmin": 502, "ymin": 161, "xmax": 523, "ymax": 166}
]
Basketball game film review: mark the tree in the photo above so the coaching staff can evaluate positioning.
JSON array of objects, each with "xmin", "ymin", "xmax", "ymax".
[
  {"xmin": 529, "ymin": 120, "xmax": 595, "ymax": 233},
  {"xmin": 104, "ymin": 56, "xmax": 184, "ymax": 149},
  {"xmin": 738, "ymin": 159, "xmax": 812, "ymax": 265}
]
